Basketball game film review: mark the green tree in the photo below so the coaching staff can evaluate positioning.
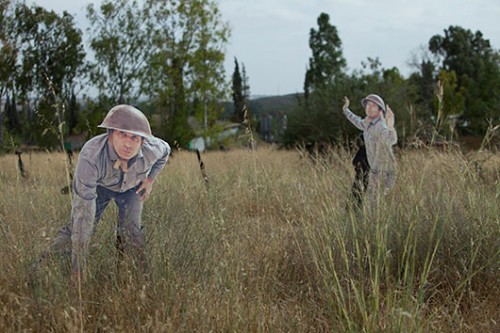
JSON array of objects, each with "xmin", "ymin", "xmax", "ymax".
[
  {"xmin": 144, "ymin": 0, "xmax": 230, "ymax": 147},
  {"xmin": 241, "ymin": 63, "xmax": 250, "ymax": 105},
  {"xmin": 408, "ymin": 60, "xmax": 435, "ymax": 120},
  {"xmin": 68, "ymin": 90, "xmax": 79, "ymax": 134},
  {"xmin": 0, "ymin": 0, "xmax": 17, "ymax": 148},
  {"xmin": 86, "ymin": 0, "xmax": 153, "ymax": 105},
  {"xmin": 286, "ymin": 12, "xmax": 347, "ymax": 146},
  {"xmin": 433, "ymin": 70, "xmax": 465, "ymax": 139},
  {"xmin": 379, "ymin": 67, "xmax": 420, "ymax": 146},
  {"xmin": 429, "ymin": 26, "xmax": 500, "ymax": 135},
  {"xmin": 231, "ymin": 57, "xmax": 244, "ymax": 123},
  {"xmin": 14, "ymin": 5, "xmax": 84, "ymax": 97},
  {"xmin": 4, "ymin": 93, "xmax": 19, "ymax": 133},
  {"xmin": 6, "ymin": 3, "xmax": 85, "ymax": 148},
  {"xmin": 189, "ymin": 3, "xmax": 228, "ymax": 132},
  {"xmin": 304, "ymin": 12, "xmax": 346, "ymax": 98}
]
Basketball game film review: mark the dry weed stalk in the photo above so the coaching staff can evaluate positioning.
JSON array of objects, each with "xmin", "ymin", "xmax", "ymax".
[
  {"xmin": 195, "ymin": 149, "xmax": 209, "ymax": 187},
  {"xmin": 242, "ymin": 104, "xmax": 256, "ymax": 150}
]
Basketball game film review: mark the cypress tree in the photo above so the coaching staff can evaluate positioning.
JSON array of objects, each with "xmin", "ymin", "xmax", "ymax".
[{"xmin": 232, "ymin": 58, "xmax": 244, "ymax": 123}]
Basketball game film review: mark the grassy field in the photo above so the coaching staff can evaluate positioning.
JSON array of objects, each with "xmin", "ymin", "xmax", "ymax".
[{"xmin": 0, "ymin": 146, "xmax": 499, "ymax": 332}]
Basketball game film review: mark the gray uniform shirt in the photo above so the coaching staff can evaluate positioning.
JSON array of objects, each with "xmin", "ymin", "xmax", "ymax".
[
  {"xmin": 343, "ymin": 108, "xmax": 397, "ymax": 172},
  {"xmin": 70, "ymin": 133, "xmax": 170, "ymax": 267}
]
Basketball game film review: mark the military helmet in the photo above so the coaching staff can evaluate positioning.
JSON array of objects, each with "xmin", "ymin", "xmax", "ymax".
[
  {"xmin": 361, "ymin": 94, "xmax": 386, "ymax": 115},
  {"xmin": 98, "ymin": 105, "xmax": 153, "ymax": 139}
]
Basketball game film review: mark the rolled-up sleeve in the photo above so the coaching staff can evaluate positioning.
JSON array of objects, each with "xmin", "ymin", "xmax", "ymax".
[
  {"xmin": 343, "ymin": 108, "xmax": 366, "ymax": 131},
  {"xmin": 147, "ymin": 138, "xmax": 171, "ymax": 180},
  {"xmin": 382, "ymin": 127, "xmax": 398, "ymax": 146}
]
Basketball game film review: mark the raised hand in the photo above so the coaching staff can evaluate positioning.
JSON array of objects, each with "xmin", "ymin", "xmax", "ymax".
[
  {"xmin": 384, "ymin": 104, "xmax": 395, "ymax": 128},
  {"xmin": 343, "ymin": 96, "xmax": 350, "ymax": 111}
]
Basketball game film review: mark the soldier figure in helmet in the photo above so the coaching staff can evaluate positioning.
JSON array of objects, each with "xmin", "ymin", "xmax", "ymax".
[
  {"xmin": 46, "ymin": 105, "xmax": 171, "ymax": 284},
  {"xmin": 342, "ymin": 94, "xmax": 397, "ymax": 210}
]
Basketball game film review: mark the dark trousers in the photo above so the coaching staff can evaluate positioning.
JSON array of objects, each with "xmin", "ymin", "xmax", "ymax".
[
  {"xmin": 49, "ymin": 185, "xmax": 146, "ymax": 270},
  {"xmin": 350, "ymin": 145, "xmax": 370, "ymax": 207}
]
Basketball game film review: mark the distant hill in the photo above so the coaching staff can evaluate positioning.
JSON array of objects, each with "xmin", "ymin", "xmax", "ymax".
[{"xmin": 223, "ymin": 93, "xmax": 302, "ymax": 119}]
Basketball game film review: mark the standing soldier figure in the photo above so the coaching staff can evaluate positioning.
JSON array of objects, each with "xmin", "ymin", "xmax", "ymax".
[{"xmin": 343, "ymin": 94, "xmax": 397, "ymax": 210}]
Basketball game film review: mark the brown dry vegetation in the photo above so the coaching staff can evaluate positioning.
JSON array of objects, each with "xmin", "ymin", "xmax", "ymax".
[{"xmin": 0, "ymin": 147, "xmax": 499, "ymax": 332}]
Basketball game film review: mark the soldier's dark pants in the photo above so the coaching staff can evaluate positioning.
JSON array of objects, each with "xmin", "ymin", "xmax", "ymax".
[
  {"xmin": 49, "ymin": 185, "xmax": 146, "ymax": 270},
  {"xmin": 350, "ymin": 145, "xmax": 370, "ymax": 207}
]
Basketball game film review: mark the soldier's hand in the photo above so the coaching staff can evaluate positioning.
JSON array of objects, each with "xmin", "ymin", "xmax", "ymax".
[
  {"xmin": 384, "ymin": 105, "xmax": 395, "ymax": 128},
  {"xmin": 136, "ymin": 177, "xmax": 155, "ymax": 201},
  {"xmin": 343, "ymin": 96, "xmax": 350, "ymax": 111}
]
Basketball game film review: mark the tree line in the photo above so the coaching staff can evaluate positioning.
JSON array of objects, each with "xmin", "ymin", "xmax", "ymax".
[
  {"xmin": 0, "ymin": 0, "xmax": 229, "ymax": 149},
  {"xmin": 1, "ymin": 2, "xmax": 499, "ymax": 151},
  {"xmin": 285, "ymin": 13, "xmax": 500, "ymax": 148}
]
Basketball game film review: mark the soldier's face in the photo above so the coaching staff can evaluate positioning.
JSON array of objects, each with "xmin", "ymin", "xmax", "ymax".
[
  {"xmin": 365, "ymin": 100, "xmax": 382, "ymax": 119},
  {"xmin": 109, "ymin": 130, "xmax": 143, "ymax": 160}
]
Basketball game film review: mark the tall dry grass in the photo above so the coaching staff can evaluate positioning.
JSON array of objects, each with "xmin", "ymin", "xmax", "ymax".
[{"xmin": 0, "ymin": 146, "xmax": 499, "ymax": 332}]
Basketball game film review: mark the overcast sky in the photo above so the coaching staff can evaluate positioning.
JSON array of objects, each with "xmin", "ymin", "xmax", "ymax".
[{"xmin": 31, "ymin": 0, "xmax": 500, "ymax": 96}]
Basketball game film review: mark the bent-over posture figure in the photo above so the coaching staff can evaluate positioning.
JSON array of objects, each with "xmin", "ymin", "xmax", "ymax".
[{"xmin": 48, "ymin": 105, "xmax": 171, "ymax": 284}]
